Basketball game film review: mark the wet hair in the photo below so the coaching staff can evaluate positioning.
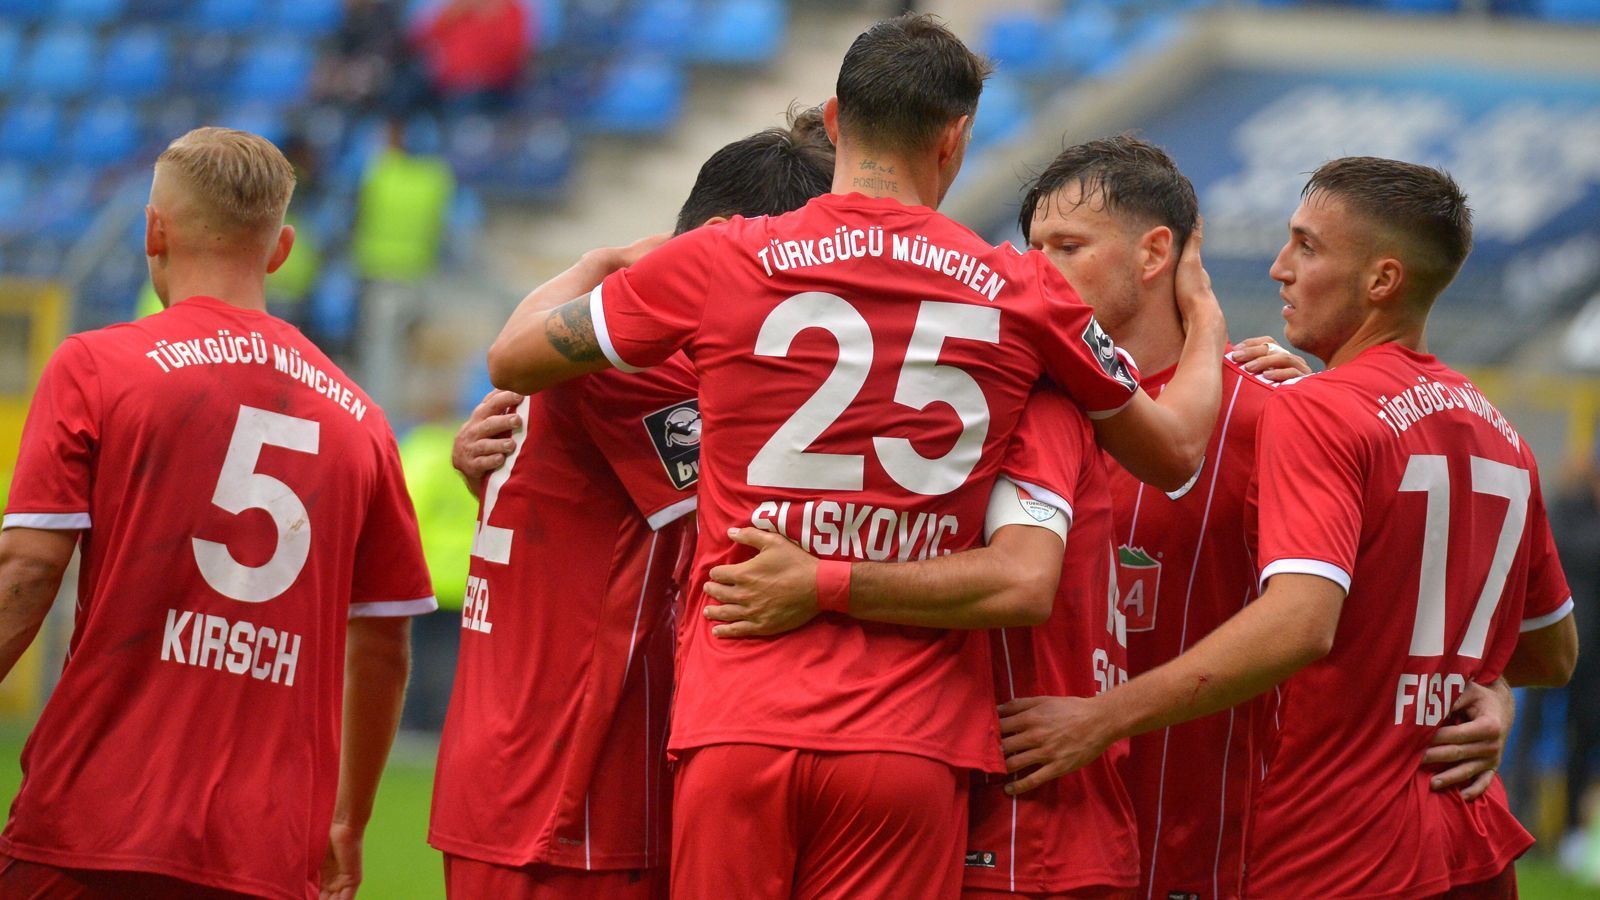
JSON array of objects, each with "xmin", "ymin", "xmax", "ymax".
[
  {"xmin": 673, "ymin": 106, "xmax": 836, "ymax": 235},
  {"xmin": 835, "ymin": 14, "xmax": 992, "ymax": 156},
  {"xmin": 1303, "ymin": 156, "xmax": 1473, "ymax": 302},
  {"xmin": 1018, "ymin": 135, "xmax": 1197, "ymax": 250}
]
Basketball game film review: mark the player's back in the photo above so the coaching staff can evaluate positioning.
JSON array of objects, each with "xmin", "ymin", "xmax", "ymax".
[
  {"xmin": 1247, "ymin": 343, "xmax": 1553, "ymax": 897},
  {"xmin": 1, "ymin": 296, "xmax": 432, "ymax": 900},
  {"xmin": 593, "ymin": 192, "xmax": 1140, "ymax": 770}
]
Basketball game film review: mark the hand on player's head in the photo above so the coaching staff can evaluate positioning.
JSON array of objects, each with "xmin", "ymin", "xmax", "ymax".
[
  {"xmin": 453, "ymin": 390, "xmax": 524, "ymax": 490},
  {"xmin": 1231, "ymin": 335, "xmax": 1313, "ymax": 382},
  {"xmin": 1173, "ymin": 216, "xmax": 1222, "ymax": 331}
]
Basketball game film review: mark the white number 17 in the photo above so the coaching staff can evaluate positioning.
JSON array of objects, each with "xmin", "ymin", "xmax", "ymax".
[{"xmin": 1399, "ymin": 454, "xmax": 1530, "ymax": 659}]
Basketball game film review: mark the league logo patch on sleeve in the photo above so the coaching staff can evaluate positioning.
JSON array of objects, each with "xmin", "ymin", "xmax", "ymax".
[
  {"xmin": 1082, "ymin": 318, "xmax": 1138, "ymax": 391},
  {"xmin": 643, "ymin": 399, "xmax": 701, "ymax": 490}
]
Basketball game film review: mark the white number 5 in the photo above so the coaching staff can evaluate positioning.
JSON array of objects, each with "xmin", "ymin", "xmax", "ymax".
[{"xmin": 193, "ymin": 405, "xmax": 321, "ymax": 603}]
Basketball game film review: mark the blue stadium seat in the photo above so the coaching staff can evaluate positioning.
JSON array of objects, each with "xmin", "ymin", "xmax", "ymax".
[
  {"xmin": 217, "ymin": 103, "xmax": 290, "ymax": 145},
  {"xmin": 54, "ymin": 0, "xmax": 126, "ymax": 24},
  {"xmin": 101, "ymin": 28, "xmax": 170, "ymax": 99},
  {"xmin": 970, "ymin": 73, "xmax": 1028, "ymax": 150},
  {"xmin": 271, "ymin": 0, "xmax": 344, "ymax": 37},
  {"xmin": 1383, "ymin": 0, "xmax": 1458, "ymax": 12},
  {"xmin": 0, "ymin": 100, "xmax": 62, "ymax": 164},
  {"xmin": 0, "ymin": 0, "xmax": 51, "ymax": 23},
  {"xmin": 230, "ymin": 37, "xmax": 314, "ymax": 105},
  {"xmin": 442, "ymin": 114, "xmax": 499, "ymax": 185},
  {"xmin": 529, "ymin": 0, "xmax": 563, "ymax": 49},
  {"xmin": 1537, "ymin": 0, "xmax": 1600, "ymax": 19},
  {"xmin": 22, "ymin": 27, "xmax": 97, "ymax": 98},
  {"xmin": 123, "ymin": 0, "xmax": 187, "ymax": 19},
  {"xmin": 688, "ymin": 0, "xmax": 785, "ymax": 65},
  {"xmin": 0, "ymin": 164, "xmax": 32, "ymax": 239},
  {"xmin": 180, "ymin": 34, "xmax": 235, "ymax": 99},
  {"xmin": 0, "ymin": 24, "xmax": 20, "ymax": 87},
  {"xmin": 196, "ymin": 0, "xmax": 266, "ymax": 33},
  {"xmin": 587, "ymin": 58, "xmax": 684, "ymax": 134},
  {"xmin": 505, "ymin": 118, "xmax": 573, "ymax": 195},
  {"xmin": 981, "ymin": 13, "xmax": 1054, "ymax": 77},
  {"xmin": 35, "ymin": 168, "xmax": 96, "ymax": 241},
  {"xmin": 68, "ymin": 100, "xmax": 141, "ymax": 168},
  {"xmin": 309, "ymin": 263, "xmax": 360, "ymax": 343},
  {"xmin": 624, "ymin": 0, "xmax": 697, "ymax": 57},
  {"xmin": 1049, "ymin": 4, "xmax": 1123, "ymax": 76}
]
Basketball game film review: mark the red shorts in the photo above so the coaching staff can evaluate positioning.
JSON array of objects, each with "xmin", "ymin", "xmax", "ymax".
[
  {"xmin": 442, "ymin": 854, "xmax": 664, "ymax": 900},
  {"xmin": 1435, "ymin": 863, "xmax": 1517, "ymax": 900},
  {"xmin": 960, "ymin": 883, "xmax": 1139, "ymax": 890},
  {"xmin": 673, "ymin": 744, "xmax": 969, "ymax": 900},
  {"xmin": 0, "ymin": 854, "xmax": 255, "ymax": 899}
]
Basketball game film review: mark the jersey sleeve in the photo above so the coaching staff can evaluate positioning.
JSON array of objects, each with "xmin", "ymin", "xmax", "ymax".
[
  {"xmin": 1028, "ymin": 253, "xmax": 1140, "ymax": 418},
  {"xmin": 590, "ymin": 226, "xmax": 718, "ymax": 372},
  {"xmin": 349, "ymin": 431, "xmax": 438, "ymax": 618},
  {"xmin": 1520, "ymin": 470, "xmax": 1574, "ymax": 631},
  {"xmin": 1252, "ymin": 388, "xmax": 1364, "ymax": 594},
  {"xmin": 997, "ymin": 388, "xmax": 1090, "ymax": 523},
  {"xmin": 3, "ymin": 337, "xmax": 99, "ymax": 531},
  {"xmin": 575, "ymin": 362, "xmax": 700, "ymax": 530}
]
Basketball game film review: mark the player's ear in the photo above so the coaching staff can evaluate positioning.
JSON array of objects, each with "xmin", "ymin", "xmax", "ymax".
[
  {"xmin": 144, "ymin": 204, "xmax": 165, "ymax": 258},
  {"xmin": 822, "ymin": 97, "xmax": 841, "ymax": 146},
  {"xmin": 266, "ymin": 224, "xmax": 296, "ymax": 274},
  {"xmin": 698, "ymin": 216, "xmax": 729, "ymax": 228},
  {"xmin": 1138, "ymin": 225, "xmax": 1175, "ymax": 284},
  {"xmin": 1368, "ymin": 256, "xmax": 1405, "ymax": 306},
  {"xmin": 936, "ymin": 114, "xmax": 970, "ymax": 170}
]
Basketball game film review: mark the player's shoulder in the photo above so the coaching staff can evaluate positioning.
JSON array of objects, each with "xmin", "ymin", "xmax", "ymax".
[{"xmin": 1018, "ymin": 383, "xmax": 1095, "ymax": 443}]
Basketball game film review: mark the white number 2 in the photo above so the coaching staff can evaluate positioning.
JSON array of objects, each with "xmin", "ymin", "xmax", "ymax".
[
  {"xmin": 1399, "ymin": 454, "xmax": 1530, "ymax": 659},
  {"xmin": 470, "ymin": 397, "xmax": 533, "ymax": 566},
  {"xmin": 193, "ymin": 406, "xmax": 321, "ymax": 603},
  {"xmin": 747, "ymin": 293, "xmax": 1000, "ymax": 496}
]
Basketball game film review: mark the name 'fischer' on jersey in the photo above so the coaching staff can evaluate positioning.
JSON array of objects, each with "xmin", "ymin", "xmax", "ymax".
[
  {"xmin": 750, "ymin": 499, "xmax": 959, "ymax": 561},
  {"xmin": 159, "ymin": 608, "xmax": 303, "ymax": 687}
]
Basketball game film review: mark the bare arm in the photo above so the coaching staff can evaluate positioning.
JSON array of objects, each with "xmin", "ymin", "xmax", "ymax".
[
  {"xmin": 486, "ymin": 235, "xmax": 668, "ymax": 394},
  {"xmin": 702, "ymin": 523, "xmax": 1064, "ymax": 637},
  {"xmin": 999, "ymin": 573, "xmax": 1343, "ymax": 794},
  {"xmin": 321, "ymin": 615, "xmax": 411, "ymax": 900},
  {"xmin": 1502, "ymin": 612, "xmax": 1577, "ymax": 688},
  {"xmin": 1093, "ymin": 226, "xmax": 1226, "ymax": 492},
  {"xmin": 0, "ymin": 528, "xmax": 77, "ymax": 681}
]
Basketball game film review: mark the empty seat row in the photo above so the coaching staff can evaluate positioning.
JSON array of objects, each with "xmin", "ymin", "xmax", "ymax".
[{"xmin": 0, "ymin": 0, "xmax": 343, "ymax": 33}]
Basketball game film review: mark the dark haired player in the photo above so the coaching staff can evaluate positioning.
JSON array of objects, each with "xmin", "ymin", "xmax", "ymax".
[
  {"xmin": 0, "ymin": 128, "xmax": 433, "ymax": 900},
  {"xmin": 999, "ymin": 157, "xmax": 1577, "ymax": 897},
  {"xmin": 485, "ymin": 14, "xmax": 1226, "ymax": 897},
  {"xmin": 428, "ymin": 113, "xmax": 836, "ymax": 899}
]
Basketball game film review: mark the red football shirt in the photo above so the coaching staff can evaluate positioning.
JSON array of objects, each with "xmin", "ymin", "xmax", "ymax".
[
  {"xmin": 429, "ymin": 355, "xmax": 700, "ymax": 872},
  {"xmin": 591, "ymin": 192, "xmax": 1139, "ymax": 770},
  {"xmin": 1246, "ymin": 343, "xmax": 1572, "ymax": 898},
  {"xmin": 965, "ymin": 388, "xmax": 1139, "ymax": 893},
  {"xmin": 0, "ymin": 296, "xmax": 434, "ymax": 900},
  {"xmin": 1107, "ymin": 353, "xmax": 1276, "ymax": 900}
]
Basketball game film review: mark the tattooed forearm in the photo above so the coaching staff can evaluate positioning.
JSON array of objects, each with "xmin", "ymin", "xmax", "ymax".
[{"xmin": 544, "ymin": 296, "xmax": 603, "ymax": 363}]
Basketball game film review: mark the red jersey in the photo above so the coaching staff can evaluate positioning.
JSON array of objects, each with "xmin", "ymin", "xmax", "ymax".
[
  {"xmin": 429, "ymin": 355, "xmax": 699, "ymax": 871},
  {"xmin": 591, "ymin": 192, "xmax": 1139, "ymax": 770},
  {"xmin": 0, "ymin": 296, "xmax": 434, "ymax": 900},
  {"xmin": 1246, "ymin": 344, "xmax": 1572, "ymax": 898},
  {"xmin": 1108, "ymin": 354, "xmax": 1276, "ymax": 900},
  {"xmin": 966, "ymin": 388, "xmax": 1139, "ymax": 893}
]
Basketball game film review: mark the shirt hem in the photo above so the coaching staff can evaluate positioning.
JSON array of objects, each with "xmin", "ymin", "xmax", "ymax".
[
  {"xmin": 668, "ymin": 730, "xmax": 1004, "ymax": 774},
  {"xmin": 1450, "ymin": 836, "xmax": 1532, "ymax": 888},
  {"xmin": 2, "ymin": 511, "xmax": 90, "ymax": 530},
  {"xmin": 1258, "ymin": 557, "xmax": 1352, "ymax": 594},
  {"xmin": 428, "ymin": 833, "xmax": 657, "ymax": 872},
  {"xmin": 961, "ymin": 869, "xmax": 1138, "ymax": 893},
  {"xmin": 0, "ymin": 838, "xmax": 301, "ymax": 900},
  {"xmin": 1245, "ymin": 872, "xmax": 1451, "ymax": 900}
]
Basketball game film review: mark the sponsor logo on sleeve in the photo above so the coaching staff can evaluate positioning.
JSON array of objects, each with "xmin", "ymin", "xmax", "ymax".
[
  {"xmin": 1082, "ymin": 318, "xmax": 1137, "ymax": 391},
  {"xmin": 1117, "ymin": 544, "xmax": 1162, "ymax": 633},
  {"xmin": 643, "ymin": 399, "xmax": 702, "ymax": 490}
]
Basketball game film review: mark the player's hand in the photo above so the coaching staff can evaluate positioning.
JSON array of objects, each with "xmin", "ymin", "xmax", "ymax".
[
  {"xmin": 589, "ymin": 231, "xmax": 673, "ymax": 272},
  {"xmin": 319, "ymin": 820, "xmax": 363, "ymax": 900},
  {"xmin": 453, "ymin": 389, "xmax": 524, "ymax": 496},
  {"xmin": 1424, "ymin": 678, "xmax": 1514, "ymax": 800},
  {"xmin": 997, "ymin": 695, "xmax": 1115, "ymax": 795},
  {"xmin": 1231, "ymin": 335, "xmax": 1312, "ymax": 382},
  {"xmin": 1173, "ymin": 217, "xmax": 1223, "ymax": 332},
  {"xmin": 703, "ymin": 527, "xmax": 821, "ymax": 638}
]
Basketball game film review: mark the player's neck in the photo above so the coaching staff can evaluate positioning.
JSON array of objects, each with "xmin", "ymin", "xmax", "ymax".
[
  {"xmin": 1113, "ymin": 289, "xmax": 1185, "ymax": 376},
  {"xmin": 832, "ymin": 150, "xmax": 940, "ymax": 209},
  {"xmin": 1328, "ymin": 315, "xmax": 1427, "ymax": 368},
  {"xmin": 163, "ymin": 259, "xmax": 270, "ymax": 313}
]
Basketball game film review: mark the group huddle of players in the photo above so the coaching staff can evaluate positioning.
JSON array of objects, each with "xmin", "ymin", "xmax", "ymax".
[{"xmin": 0, "ymin": 12, "xmax": 1581, "ymax": 900}]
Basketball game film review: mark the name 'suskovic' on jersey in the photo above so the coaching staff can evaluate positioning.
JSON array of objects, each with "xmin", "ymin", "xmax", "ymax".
[
  {"xmin": 142, "ymin": 330, "xmax": 368, "ymax": 422},
  {"xmin": 751, "ymin": 499, "xmax": 959, "ymax": 561},
  {"xmin": 755, "ymin": 227, "xmax": 1007, "ymax": 303}
]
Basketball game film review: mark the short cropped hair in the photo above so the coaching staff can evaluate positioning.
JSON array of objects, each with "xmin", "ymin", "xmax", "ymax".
[
  {"xmin": 835, "ymin": 14, "xmax": 992, "ymax": 156},
  {"xmin": 1019, "ymin": 135, "xmax": 1197, "ymax": 250},
  {"xmin": 156, "ymin": 127, "xmax": 296, "ymax": 234},
  {"xmin": 1303, "ymin": 156, "xmax": 1473, "ymax": 303},
  {"xmin": 673, "ymin": 106, "xmax": 836, "ymax": 235}
]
